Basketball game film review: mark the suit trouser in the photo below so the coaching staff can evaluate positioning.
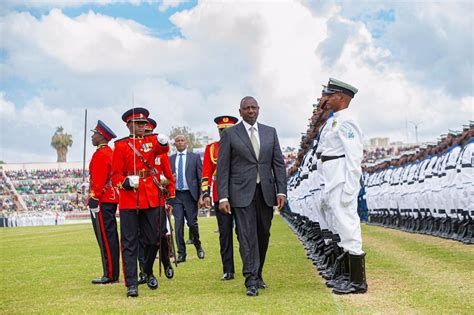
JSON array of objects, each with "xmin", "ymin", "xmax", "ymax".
[
  {"xmin": 173, "ymin": 190, "xmax": 201, "ymax": 257},
  {"xmin": 233, "ymin": 184, "xmax": 274, "ymax": 288},
  {"xmin": 327, "ymin": 183, "xmax": 363, "ymax": 255},
  {"xmin": 120, "ymin": 207, "xmax": 159, "ymax": 287},
  {"xmin": 215, "ymin": 204, "xmax": 236, "ymax": 274},
  {"xmin": 90, "ymin": 202, "xmax": 120, "ymax": 280}
]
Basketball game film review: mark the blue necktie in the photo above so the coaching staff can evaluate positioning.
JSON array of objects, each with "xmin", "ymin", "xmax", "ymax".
[{"xmin": 177, "ymin": 153, "xmax": 184, "ymax": 190}]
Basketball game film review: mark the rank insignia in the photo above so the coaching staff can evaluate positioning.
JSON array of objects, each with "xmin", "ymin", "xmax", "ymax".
[{"xmin": 143, "ymin": 143, "xmax": 153, "ymax": 152}]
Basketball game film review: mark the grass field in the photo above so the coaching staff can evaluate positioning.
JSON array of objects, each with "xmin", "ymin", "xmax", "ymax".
[{"xmin": 1, "ymin": 216, "xmax": 473, "ymax": 314}]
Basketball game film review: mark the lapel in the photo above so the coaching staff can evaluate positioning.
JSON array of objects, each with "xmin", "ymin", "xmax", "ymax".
[
  {"xmin": 236, "ymin": 122, "xmax": 257, "ymax": 160},
  {"xmin": 185, "ymin": 151, "xmax": 191, "ymax": 180},
  {"xmin": 257, "ymin": 123, "xmax": 266, "ymax": 161},
  {"xmin": 170, "ymin": 154, "xmax": 176, "ymax": 173}
]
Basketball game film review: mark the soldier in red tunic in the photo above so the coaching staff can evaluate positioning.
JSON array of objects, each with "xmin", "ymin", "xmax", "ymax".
[
  {"xmin": 201, "ymin": 115, "xmax": 238, "ymax": 280},
  {"xmin": 136, "ymin": 118, "xmax": 175, "ymax": 283},
  {"xmin": 111, "ymin": 108, "xmax": 170, "ymax": 298},
  {"xmin": 88, "ymin": 120, "xmax": 120, "ymax": 285}
]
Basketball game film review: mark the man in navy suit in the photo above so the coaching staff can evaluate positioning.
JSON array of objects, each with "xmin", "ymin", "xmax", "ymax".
[{"xmin": 170, "ymin": 135, "xmax": 205, "ymax": 263}]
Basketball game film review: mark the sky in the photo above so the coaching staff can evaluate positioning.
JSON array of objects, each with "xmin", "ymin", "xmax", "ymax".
[{"xmin": 0, "ymin": 0, "xmax": 473, "ymax": 163}]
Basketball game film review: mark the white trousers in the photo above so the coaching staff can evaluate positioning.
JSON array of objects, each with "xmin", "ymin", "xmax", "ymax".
[{"xmin": 326, "ymin": 183, "xmax": 364, "ymax": 255}]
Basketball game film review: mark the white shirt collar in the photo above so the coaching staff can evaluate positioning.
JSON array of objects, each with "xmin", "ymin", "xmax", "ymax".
[
  {"xmin": 242, "ymin": 120, "xmax": 258, "ymax": 131},
  {"xmin": 177, "ymin": 149, "xmax": 187, "ymax": 156}
]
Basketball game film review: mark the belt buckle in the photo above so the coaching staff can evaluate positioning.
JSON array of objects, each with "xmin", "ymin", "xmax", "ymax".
[{"xmin": 138, "ymin": 170, "xmax": 147, "ymax": 178}]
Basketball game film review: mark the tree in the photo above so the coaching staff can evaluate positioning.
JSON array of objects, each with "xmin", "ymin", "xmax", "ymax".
[
  {"xmin": 168, "ymin": 126, "xmax": 202, "ymax": 152},
  {"xmin": 51, "ymin": 126, "xmax": 73, "ymax": 162}
]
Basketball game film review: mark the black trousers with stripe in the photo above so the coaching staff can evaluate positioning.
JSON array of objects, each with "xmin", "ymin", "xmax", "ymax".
[
  {"xmin": 215, "ymin": 203, "xmax": 236, "ymax": 274},
  {"xmin": 120, "ymin": 207, "xmax": 160, "ymax": 287},
  {"xmin": 90, "ymin": 202, "xmax": 119, "ymax": 280}
]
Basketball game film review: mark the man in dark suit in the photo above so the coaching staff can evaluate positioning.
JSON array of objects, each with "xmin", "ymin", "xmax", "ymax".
[
  {"xmin": 170, "ymin": 135, "xmax": 205, "ymax": 263},
  {"xmin": 217, "ymin": 96, "xmax": 287, "ymax": 296}
]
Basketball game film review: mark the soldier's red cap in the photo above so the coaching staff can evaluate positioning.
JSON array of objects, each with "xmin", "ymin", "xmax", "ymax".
[
  {"xmin": 121, "ymin": 107, "xmax": 149, "ymax": 123},
  {"xmin": 145, "ymin": 118, "xmax": 157, "ymax": 131},
  {"xmin": 91, "ymin": 120, "xmax": 117, "ymax": 141},
  {"xmin": 214, "ymin": 115, "xmax": 238, "ymax": 129}
]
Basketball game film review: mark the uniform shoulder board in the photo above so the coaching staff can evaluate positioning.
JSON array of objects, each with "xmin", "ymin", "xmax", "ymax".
[{"xmin": 114, "ymin": 136, "xmax": 129, "ymax": 143}]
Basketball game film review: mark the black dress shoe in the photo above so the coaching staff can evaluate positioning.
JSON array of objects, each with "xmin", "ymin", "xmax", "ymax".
[
  {"xmin": 246, "ymin": 286, "xmax": 258, "ymax": 297},
  {"xmin": 196, "ymin": 247, "xmax": 205, "ymax": 259},
  {"xmin": 221, "ymin": 273, "xmax": 235, "ymax": 281},
  {"xmin": 257, "ymin": 279, "xmax": 267, "ymax": 289},
  {"xmin": 138, "ymin": 272, "xmax": 147, "ymax": 285},
  {"xmin": 165, "ymin": 266, "xmax": 174, "ymax": 279},
  {"xmin": 146, "ymin": 274, "xmax": 158, "ymax": 290},
  {"xmin": 177, "ymin": 255, "xmax": 186, "ymax": 263},
  {"xmin": 127, "ymin": 285, "xmax": 138, "ymax": 297},
  {"xmin": 91, "ymin": 276, "xmax": 118, "ymax": 285}
]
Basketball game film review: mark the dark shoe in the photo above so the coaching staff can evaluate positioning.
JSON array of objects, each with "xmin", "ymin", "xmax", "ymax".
[
  {"xmin": 177, "ymin": 255, "xmax": 186, "ymax": 263},
  {"xmin": 146, "ymin": 274, "xmax": 158, "ymax": 290},
  {"xmin": 221, "ymin": 273, "xmax": 235, "ymax": 281},
  {"xmin": 246, "ymin": 286, "xmax": 258, "ymax": 297},
  {"xmin": 165, "ymin": 266, "xmax": 174, "ymax": 279},
  {"xmin": 138, "ymin": 272, "xmax": 147, "ymax": 285},
  {"xmin": 127, "ymin": 285, "xmax": 138, "ymax": 297},
  {"xmin": 196, "ymin": 246, "xmax": 205, "ymax": 259},
  {"xmin": 257, "ymin": 279, "xmax": 267, "ymax": 289},
  {"xmin": 91, "ymin": 276, "xmax": 118, "ymax": 285}
]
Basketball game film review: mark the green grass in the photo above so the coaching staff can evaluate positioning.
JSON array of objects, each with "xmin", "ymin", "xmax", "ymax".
[{"xmin": 1, "ymin": 217, "xmax": 473, "ymax": 314}]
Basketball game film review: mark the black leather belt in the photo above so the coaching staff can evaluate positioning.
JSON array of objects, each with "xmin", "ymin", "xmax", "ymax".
[
  {"xmin": 445, "ymin": 166, "xmax": 455, "ymax": 170},
  {"xmin": 301, "ymin": 174, "xmax": 309, "ymax": 180},
  {"xmin": 418, "ymin": 180, "xmax": 424, "ymax": 183},
  {"xmin": 462, "ymin": 164, "xmax": 472, "ymax": 168},
  {"xmin": 426, "ymin": 175, "xmax": 432, "ymax": 178},
  {"xmin": 321, "ymin": 154, "xmax": 345, "ymax": 163}
]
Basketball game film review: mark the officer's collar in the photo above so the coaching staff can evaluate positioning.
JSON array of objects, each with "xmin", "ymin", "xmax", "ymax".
[
  {"xmin": 129, "ymin": 135, "xmax": 144, "ymax": 139},
  {"xmin": 96, "ymin": 143, "xmax": 108, "ymax": 150}
]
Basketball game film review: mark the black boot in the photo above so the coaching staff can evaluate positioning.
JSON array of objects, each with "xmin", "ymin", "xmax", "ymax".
[{"xmin": 333, "ymin": 253, "xmax": 368, "ymax": 295}]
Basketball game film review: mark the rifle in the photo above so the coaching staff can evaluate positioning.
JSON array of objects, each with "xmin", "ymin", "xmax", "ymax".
[{"xmin": 166, "ymin": 210, "xmax": 178, "ymax": 268}]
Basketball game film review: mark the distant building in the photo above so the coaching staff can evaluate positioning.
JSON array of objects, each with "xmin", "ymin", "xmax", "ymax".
[{"xmin": 195, "ymin": 131, "xmax": 214, "ymax": 147}]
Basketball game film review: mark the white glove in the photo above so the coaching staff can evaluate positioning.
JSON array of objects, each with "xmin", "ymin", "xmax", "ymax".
[
  {"xmin": 127, "ymin": 175, "xmax": 140, "ymax": 189},
  {"xmin": 157, "ymin": 134, "xmax": 169, "ymax": 146},
  {"xmin": 89, "ymin": 207, "xmax": 99, "ymax": 219}
]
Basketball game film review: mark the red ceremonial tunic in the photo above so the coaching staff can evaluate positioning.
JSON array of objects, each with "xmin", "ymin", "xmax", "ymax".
[
  {"xmin": 111, "ymin": 134, "xmax": 169, "ymax": 210},
  {"xmin": 89, "ymin": 144, "xmax": 118, "ymax": 203},
  {"xmin": 201, "ymin": 141, "xmax": 219, "ymax": 201},
  {"xmin": 154, "ymin": 153, "xmax": 176, "ymax": 206}
]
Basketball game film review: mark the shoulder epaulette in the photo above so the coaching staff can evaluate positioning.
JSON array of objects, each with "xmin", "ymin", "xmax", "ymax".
[{"xmin": 114, "ymin": 136, "xmax": 129, "ymax": 143}]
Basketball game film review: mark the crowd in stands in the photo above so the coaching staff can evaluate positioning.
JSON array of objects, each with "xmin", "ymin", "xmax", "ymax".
[
  {"xmin": 1, "ymin": 169, "xmax": 89, "ymax": 227},
  {"xmin": 0, "ymin": 173, "xmax": 18, "ymax": 211}
]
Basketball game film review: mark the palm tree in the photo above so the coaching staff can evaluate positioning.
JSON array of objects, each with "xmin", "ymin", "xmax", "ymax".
[{"xmin": 51, "ymin": 126, "xmax": 73, "ymax": 162}]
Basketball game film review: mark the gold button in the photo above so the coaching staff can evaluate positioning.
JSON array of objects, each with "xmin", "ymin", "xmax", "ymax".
[{"xmin": 144, "ymin": 179, "xmax": 146, "ymax": 182}]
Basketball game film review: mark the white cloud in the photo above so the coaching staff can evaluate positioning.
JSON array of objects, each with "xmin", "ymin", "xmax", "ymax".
[
  {"xmin": 0, "ymin": 92, "xmax": 16, "ymax": 120},
  {"xmin": 159, "ymin": 0, "xmax": 186, "ymax": 12},
  {"xmin": 0, "ymin": 0, "xmax": 472, "ymax": 163}
]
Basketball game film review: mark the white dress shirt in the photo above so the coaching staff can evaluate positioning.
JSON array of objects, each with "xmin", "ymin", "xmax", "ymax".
[
  {"xmin": 175, "ymin": 149, "xmax": 189, "ymax": 190},
  {"xmin": 242, "ymin": 120, "xmax": 260, "ymax": 146}
]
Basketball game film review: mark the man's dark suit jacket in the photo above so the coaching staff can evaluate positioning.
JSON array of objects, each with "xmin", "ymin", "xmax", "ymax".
[
  {"xmin": 170, "ymin": 151, "xmax": 202, "ymax": 202},
  {"xmin": 217, "ymin": 121, "xmax": 287, "ymax": 208}
]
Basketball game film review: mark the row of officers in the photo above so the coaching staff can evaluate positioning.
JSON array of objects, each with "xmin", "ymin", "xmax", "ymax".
[
  {"xmin": 86, "ymin": 95, "xmax": 288, "ymax": 299},
  {"xmin": 365, "ymin": 125, "xmax": 473, "ymax": 243},
  {"xmin": 86, "ymin": 109, "xmax": 241, "ymax": 298},
  {"xmin": 283, "ymin": 78, "xmax": 369, "ymax": 295}
]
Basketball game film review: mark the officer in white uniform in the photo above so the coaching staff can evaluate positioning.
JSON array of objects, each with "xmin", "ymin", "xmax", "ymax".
[{"xmin": 318, "ymin": 78, "xmax": 367, "ymax": 295}]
